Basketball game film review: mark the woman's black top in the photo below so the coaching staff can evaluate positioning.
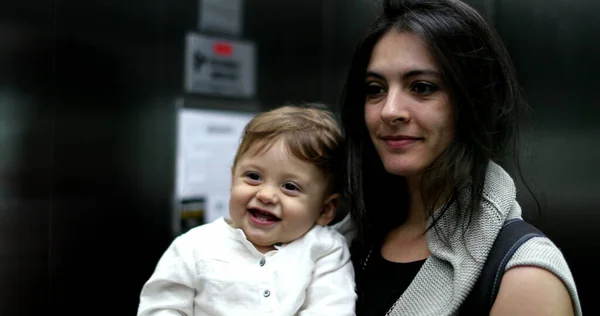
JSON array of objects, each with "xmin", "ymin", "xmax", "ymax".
[{"xmin": 352, "ymin": 242, "xmax": 426, "ymax": 316}]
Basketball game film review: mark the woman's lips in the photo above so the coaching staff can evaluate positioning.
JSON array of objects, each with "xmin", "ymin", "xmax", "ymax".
[{"xmin": 381, "ymin": 135, "xmax": 423, "ymax": 149}]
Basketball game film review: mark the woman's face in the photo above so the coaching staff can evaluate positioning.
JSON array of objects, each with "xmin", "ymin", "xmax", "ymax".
[{"xmin": 364, "ymin": 31, "xmax": 455, "ymax": 179}]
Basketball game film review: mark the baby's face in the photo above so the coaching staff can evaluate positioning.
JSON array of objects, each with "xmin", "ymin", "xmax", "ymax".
[{"xmin": 229, "ymin": 140, "xmax": 334, "ymax": 253}]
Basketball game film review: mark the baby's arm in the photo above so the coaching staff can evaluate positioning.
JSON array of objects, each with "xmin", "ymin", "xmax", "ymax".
[
  {"xmin": 137, "ymin": 238, "xmax": 196, "ymax": 316},
  {"xmin": 298, "ymin": 232, "xmax": 357, "ymax": 316}
]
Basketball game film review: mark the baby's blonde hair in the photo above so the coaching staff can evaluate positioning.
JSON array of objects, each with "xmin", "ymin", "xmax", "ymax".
[{"xmin": 232, "ymin": 103, "xmax": 343, "ymax": 193}]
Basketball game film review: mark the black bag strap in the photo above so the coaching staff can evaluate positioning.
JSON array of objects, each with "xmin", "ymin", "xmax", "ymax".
[{"xmin": 460, "ymin": 218, "xmax": 546, "ymax": 315}]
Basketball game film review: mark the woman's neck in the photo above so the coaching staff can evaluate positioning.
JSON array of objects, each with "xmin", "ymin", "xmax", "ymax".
[
  {"xmin": 405, "ymin": 175, "xmax": 428, "ymax": 231},
  {"xmin": 380, "ymin": 175, "xmax": 430, "ymax": 262},
  {"xmin": 404, "ymin": 174, "xmax": 452, "ymax": 230}
]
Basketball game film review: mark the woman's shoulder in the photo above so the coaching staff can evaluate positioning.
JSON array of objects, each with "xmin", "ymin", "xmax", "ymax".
[
  {"xmin": 504, "ymin": 236, "xmax": 582, "ymax": 315},
  {"xmin": 506, "ymin": 236, "xmax": 572, "ymax": 271}
]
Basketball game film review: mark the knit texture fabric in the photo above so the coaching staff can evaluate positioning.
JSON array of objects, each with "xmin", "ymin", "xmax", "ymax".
[{"xmin": 334, "ymin": 161, "xmax": 581, "ymax": 316}]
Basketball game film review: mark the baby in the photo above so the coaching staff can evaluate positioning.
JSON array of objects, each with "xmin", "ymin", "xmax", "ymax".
[{"xmin": 137, "ymin": 104, "xmax": 356, "ymax": 316}]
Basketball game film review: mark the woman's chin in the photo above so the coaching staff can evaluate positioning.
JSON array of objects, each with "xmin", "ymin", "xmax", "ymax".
[{"xmin": 382, "ymin": 162, "xmax": 422, "ymax": 177}]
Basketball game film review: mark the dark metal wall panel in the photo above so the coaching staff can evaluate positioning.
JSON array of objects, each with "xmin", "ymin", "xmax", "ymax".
[
  {"xmin": 244, "ymin": 0, "xmax": 324, "ymax": 109},
  {"xmin": 494, "ymin": 0, "xmax": 599, "ymax": 312},
  {"xmin": 320, "ymin": 0, "xmax": 378, "ymax": 109},
  {"xmin": 467, "ymin": 0, "xmax": 599, "ymax": 312},
  {"xmin": 48, "ymin": 0, "xmax": 173, "ymax": 314},
  {"xmin": 0, "ymin": 1, "xmax": 54, "ymax": 314}
]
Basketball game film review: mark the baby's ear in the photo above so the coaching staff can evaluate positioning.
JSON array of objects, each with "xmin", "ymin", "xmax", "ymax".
[{"xmin": 316, "ymin": 193, "xmax": 339, "ymax": 226}]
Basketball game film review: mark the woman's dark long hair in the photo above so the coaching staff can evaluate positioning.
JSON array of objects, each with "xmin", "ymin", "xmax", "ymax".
[{"xmin": 341, "ymin": 0, "xmax": 534, "ymax": 246}]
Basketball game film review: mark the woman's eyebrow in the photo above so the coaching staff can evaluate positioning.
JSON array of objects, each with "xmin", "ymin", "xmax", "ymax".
[{"xmin": 365, "ymin": 69, "xmax": 441, "ymax": 80}]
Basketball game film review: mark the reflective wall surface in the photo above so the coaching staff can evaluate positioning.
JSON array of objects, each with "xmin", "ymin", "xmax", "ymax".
[{"xmin": 466, "ymin": 0, "xmax": 599, "ymax": 312}]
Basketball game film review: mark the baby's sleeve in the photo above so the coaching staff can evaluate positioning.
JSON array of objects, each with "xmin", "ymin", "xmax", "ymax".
[
  {"xmin": 298, "ymin": 229, "xmax": 357, "ymax": 316},
  {"xmin": 136, "ymin": 237, "xmax": 196, "ymax": 316}
]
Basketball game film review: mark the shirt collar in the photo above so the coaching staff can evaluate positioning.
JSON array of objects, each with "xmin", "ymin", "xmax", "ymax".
[{"xmin": 218, "ymin": 217, "xmax": 282, "ymax": 255}]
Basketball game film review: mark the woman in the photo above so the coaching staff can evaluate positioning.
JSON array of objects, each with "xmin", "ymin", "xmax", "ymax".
[{"xmin": 337, "ymin": 0, "xmax": 582, "ymax": 315}]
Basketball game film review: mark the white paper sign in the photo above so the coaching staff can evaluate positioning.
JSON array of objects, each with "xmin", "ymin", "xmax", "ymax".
[
  {"xmin": 199, "ymin": 0, "xmax": 243, "ymax": 36},
  {"xmin": 206, "ymin": 194, "xmax": 230, "ymax": 224},
  {"xmin": 184, "ymin": 33, "xmax": 256, "ymax": 98},
  {"xmin": 175, "ymin": 108, "xmax": 255, "ymax": 224}
]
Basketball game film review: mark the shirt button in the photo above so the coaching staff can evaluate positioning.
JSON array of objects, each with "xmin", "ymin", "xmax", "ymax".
[
  {"xmin": 263, "ymin": 289, "xmax": 270, "ymax": 297},
  {"xmin": 259, "ymin": 258, "xmax": 266, "ymax": 266}
]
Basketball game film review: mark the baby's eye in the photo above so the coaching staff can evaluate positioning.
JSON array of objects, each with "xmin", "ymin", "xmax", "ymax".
[
  {"xmin": 282, "ymin": 183, "xmax": 300, "ymax": 192},
  {"xmin": 244, "ymin": 172, "xmax": 261, "ymax": 181}
]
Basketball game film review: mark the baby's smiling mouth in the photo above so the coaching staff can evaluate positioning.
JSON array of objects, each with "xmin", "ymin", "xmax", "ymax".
[{"xmin": 248, "ymin": 208, "xmax": 281, "ymax": 222}]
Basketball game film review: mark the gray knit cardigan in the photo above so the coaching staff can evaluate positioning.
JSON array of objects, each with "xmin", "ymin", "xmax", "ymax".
[{"xmin": 334, "ymin": 162, "xmax": 582, "ymax": 315}]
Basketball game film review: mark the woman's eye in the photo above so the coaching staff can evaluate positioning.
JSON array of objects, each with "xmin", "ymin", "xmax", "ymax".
[
  {"xmin": 365, "ymin": 83, "xmax": 386, "ymax": 98},
  {"xmin": 283, "ymin": 183, "xmax": 300, "ymax": 192},
  {"xmin": 245, "ymin": 172, "xmax": 261, "ymax": 181},
  {"xmin": 412, "ymin": 82, "xmax": 438, "ymax": 96}
]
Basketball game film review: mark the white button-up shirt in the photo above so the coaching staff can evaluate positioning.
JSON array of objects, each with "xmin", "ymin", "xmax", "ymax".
[{"xmin": 137, "ymin": 217, "xmax": 356, "ymax": 316}]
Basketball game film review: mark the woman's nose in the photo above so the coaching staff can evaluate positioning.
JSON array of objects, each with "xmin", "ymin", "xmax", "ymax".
[{"xmin": 380, "ymin": 87, "xmax": 411, "ymax": 125}]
